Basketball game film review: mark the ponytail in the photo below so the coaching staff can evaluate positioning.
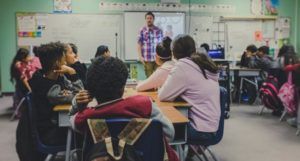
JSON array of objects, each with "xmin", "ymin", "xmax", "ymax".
[{"xmin": 190, "ymin": 52, "xmax": 219, "ymax": 79}]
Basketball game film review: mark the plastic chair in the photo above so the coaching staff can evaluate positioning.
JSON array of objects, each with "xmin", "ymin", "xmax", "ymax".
[
  {"xmin": 82, "ymin": 118, "xmax": 165, "ymax": 161},
  {"xmin": 188, "ymin": 87, "xmax": 227, "ymax": 161},
  {"xmin": 10, "ymin": 96, "xmax": 26, "ymax": 121},
  {"xmin": 25, "ymin": 93, "xmax": 66, "ymax": 161}
]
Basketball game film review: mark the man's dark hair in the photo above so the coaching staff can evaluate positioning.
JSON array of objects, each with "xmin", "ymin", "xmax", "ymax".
[
  {"xmin": 86, "ymin": 56, "xmax": 128, "ymax": 103},
  {"xmin": 258, "ymin": 46, "xmax": 269, "ymax": 55},
  {"xmin": 145, "ymin": 11, "xmax": 155, "ymax": 19},
  {"xmin": 200, "ymin": 43, "xmax": 210, "ymax": 52},
  {"xmin": 69, "ymin": 43, "xmax": 78, "ymax": 55},
  {"xmin": 38, "ymin": 42, "xmax": 66, "ymax": 74},
  {"xmin": 246, "ymin": 45, "xmax": 257, "ymax": 53}
]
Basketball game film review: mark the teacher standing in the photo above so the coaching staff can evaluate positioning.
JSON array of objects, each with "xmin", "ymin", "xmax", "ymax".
[{"xmin": 137, "ymin": 11, "xmax": 163, "ymax": 78}]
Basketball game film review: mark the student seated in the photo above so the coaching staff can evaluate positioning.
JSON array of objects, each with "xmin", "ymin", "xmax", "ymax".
[
  {"xmin": 240, "ymin": 44, "xmax": 257, "ymax": 68},
  {"xmin": 29, "ymin": 42, "xmax": 83, "ymax": 147},
  {"xmin": 69, "ymin": 56, "xmax": 178, "ymax": 161},
  {"xmin": 242, "ymin": 45, "xmax": 273, "ymax": 70},
  {"xmin": 95, "ymin": 45, "xmax": 111, "ymax": 58},
  {"xmin": 10, "ymin": 48, "xmax": 41, "ymax": 112},
  {"xmin": 65, "ymin": 43, "xmax": 87, "ymax": 87},
  {"xmin": 136, "ymin": 36, "xmax": 174, "ymax": 91},
  {"xmin": 157, "ymin": 35, "xmax": 220, "ymax": 160}
]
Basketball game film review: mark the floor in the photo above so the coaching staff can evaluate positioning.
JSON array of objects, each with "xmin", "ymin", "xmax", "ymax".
[{"xmin": 0, "ymin": 95, "xmax": 299, "ymax": 161}]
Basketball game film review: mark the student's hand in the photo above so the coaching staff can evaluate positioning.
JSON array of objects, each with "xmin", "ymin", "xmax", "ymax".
[
  {"xmin": 76, "ymin": 90, "xmax": 93, "ymax": 104},
  {"xmin": 139, "ymin": 56, "xmax": 145, "ymax": 65},
  {"xmin": 54, "ymin": 65, "xmax": 76, "ymax": 75}
]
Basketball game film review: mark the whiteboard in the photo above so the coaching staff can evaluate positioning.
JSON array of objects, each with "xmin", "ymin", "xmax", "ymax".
[
  {"xmin": 17, "ymin": 13, "xmax": 123, "ymax": 63},
  {"xmin": 226, "ymin": 21, "xmax": 264, "ymax": 60},
  {"xmin": 124, "ymin": 12, "xmax": 185, "ymax": 60}
]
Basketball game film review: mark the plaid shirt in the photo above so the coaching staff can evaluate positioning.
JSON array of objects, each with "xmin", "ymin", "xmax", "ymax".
[{"xmin": 138, "ymin": 26, "xmax": 163, "ymax": 62}]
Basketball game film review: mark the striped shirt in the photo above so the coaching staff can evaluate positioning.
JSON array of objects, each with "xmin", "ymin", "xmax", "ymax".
[{"xmin": 138, "ymin": 26, "xmax": 163, "ymax": 62}]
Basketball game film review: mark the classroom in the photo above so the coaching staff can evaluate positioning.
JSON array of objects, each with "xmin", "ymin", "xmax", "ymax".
[{"xmin": 0, "ymin": 0, "xmax": 300, "ymax": 161}]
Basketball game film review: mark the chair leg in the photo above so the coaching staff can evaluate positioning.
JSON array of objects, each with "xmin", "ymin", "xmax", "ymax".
[
  {"xmin": 198, "ymin": 146, "xmax": 209, "ymax": 161},
  {"xmin": 206, "ymin": 147, "xmax": 219, "ymax": 161},
  {"xmin": 279, "ymin": 110, "xmax": 287, "ymax": 122},
  {"xmin": 189, "ymin": 145, "xmax": 204, "ymax": 161},
  {"xmin": 10, "ymin": 97, "xmax": 26, "ymax": 121},
  {"xmin": 296, "ymin": 129, "xmax": 300, "ymax": 136},
  {"xmin": 44, "ymin": 154, "xmax": 55, "ymax": 161},
  {"xmin": 259, "ymin": 105, "xmax": 265, "ymax": 115},
  {"xmin": 239, "ymin": 78, "xmax": 244, "ymax": 104}
]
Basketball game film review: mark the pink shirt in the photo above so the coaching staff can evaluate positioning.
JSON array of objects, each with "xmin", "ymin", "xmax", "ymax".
[
  {"xmin": 136, "ymin": 61, "xmax": 175, "ymax": 92},
  {"xmin": 158, "ymin": 58, "xmax": 220, "ymax": 132}
]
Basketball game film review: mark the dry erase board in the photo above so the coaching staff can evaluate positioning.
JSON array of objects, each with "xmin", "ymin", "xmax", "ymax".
[
  {"xmin": 124, "ymin": 12, "xmax": 185, "ymax": 60},
  {"xmin": 17, "ymin": 13, "xmax": 123, "ymax": 63}
]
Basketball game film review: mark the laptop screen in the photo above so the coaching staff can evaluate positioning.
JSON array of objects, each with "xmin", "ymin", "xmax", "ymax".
[{"xmin": 208, "ymin": 49, "xmax": 225, "ymax": 59}]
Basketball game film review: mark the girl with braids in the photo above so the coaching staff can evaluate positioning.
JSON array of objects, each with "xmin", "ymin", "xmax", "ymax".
[
  {"xmin": 158, "ymin": 35, "xmax": 220, "ymax": 159},
  {"xmin": 136, "ymin": 36, "xmax": 174, "ymax": 91}
]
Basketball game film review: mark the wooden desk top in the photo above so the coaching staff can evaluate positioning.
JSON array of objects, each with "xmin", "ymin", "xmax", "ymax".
[{"xmin": 54, "ymin": 87, "xmax": 189, "ymax": 124}]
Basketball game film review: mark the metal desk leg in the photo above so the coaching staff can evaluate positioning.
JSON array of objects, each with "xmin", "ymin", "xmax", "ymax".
[
  {"xmin": 239, "ymin": 78, "xmax": 244, "ymax": 104},
  {"xmin": 65, "ymin": 128, "xmax": 72, "ymax": 161}
]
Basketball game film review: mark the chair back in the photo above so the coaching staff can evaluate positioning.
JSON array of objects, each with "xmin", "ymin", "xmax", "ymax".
[
  {"xmin": 83, "ymin": 118, "xmax": 165, "ymax": 161},
  {"xmin": 25, "ymin": 93, "xmax": 65, "ymax": 154}
]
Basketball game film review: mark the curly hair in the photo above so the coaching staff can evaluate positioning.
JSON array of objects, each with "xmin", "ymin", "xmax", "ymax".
[
  {"xmin": 37, "ymin": 42, "xmax": 67, "ymax": 74},
  {"xmin": 86, "ymin": 56, "xmax": 128, "ymax": 103}
]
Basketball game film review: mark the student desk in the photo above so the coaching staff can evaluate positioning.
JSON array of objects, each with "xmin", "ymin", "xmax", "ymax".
[
  {"xmin": 54, "ymin": 88, "xmax": 190, "ymax": 161},
  {"xmin": 230, "ymin": 67, "xmax": 261, "ymax": 104}
]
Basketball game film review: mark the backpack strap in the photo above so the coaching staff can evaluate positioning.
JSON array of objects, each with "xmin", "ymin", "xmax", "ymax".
[
  {"xmin": 87, "ymin": 119, "xmax": 111, "ymax": 143},
  {"xmin": 288, "ymin": 72, "xmax": 293, "ymax": 84},
  {"xmin": 118, "ymin": 118, "xmax": 152, "ymax": 145}
]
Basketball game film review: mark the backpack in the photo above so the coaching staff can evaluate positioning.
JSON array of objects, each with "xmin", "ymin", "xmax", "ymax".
[
  {"xmin": 277, "ymin": 72, "xmax": 298, "ymax": 115},
  {"xmin": 259, "ymin": 75, "xmax": 284, "ymax": 111},
  {"xmin": 86, "ymin": 118, "xmax": 154, "ymax": 161}
]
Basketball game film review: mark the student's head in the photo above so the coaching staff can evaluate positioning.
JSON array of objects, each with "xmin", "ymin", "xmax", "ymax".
[
  {"xmin": 278, "ymin": 45, "xmax": 295, "ymax": 57},
  {"xmin": 32, "ymin": 46, "xmax": 39, "ymax": 57},
  {"xmin": 246, "ymin": 45, "xmax": 257, "ymax": 54},
  {"xmin": 86, "ymin": 56, "xmax": 128, "ymax": 103},
  {"xmin": 200, "ymin": 43, "xmax": 210, "ymax": 53},
  {"xmin": 95, "ymin": 45, "xmax": 110, "ymax": 58},
  {"xmin": 145, "ymin": 11, "xmax": 155, "ymax": 27},
  {"xmin": 155, "ymin": 36, "xmax": 172, "ymax": 66},
  {"xmin": 257, "ymin": 46, "xmax": 269, "ymax": 57},
  {"xmin": 69, "ymin": 43, "xmax": 78, "ymax": 55},
  {"xmin": 65, "ymin": 44, "xmax": 77, "ymax": 66},
  {"xmin": 172, "ymin": 34, "xmax": 196, "ymax": 59},
  {"xmin": 38, "ymin": 42, "xmax": 67, "ymax": 74},
  {"xmin": 10, "ymin": 48, "xmax": 30, "ymax": 82},
  {"xmin": 172, "ymin": 34, "xmax": 218, "ymax": 79}
]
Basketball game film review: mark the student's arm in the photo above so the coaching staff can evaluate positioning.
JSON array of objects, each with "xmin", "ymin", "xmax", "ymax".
[
  {"xmin": 150, "ymin": 102, "xmax": 175, "ymax": 141},
  {"xmin": 22, "ymin": 78, "xmax": 32, "ymax": 92},
  {"xmin": 158, "ymin": 65, "xmax": 186, "ymax": 101},
  {"xmin": 136, "ymin": 68, "xmax": 166, "ymax": 92},
  {"xmin": 47, "ymin": 84, "xmax": 75, "ymax": 105}
]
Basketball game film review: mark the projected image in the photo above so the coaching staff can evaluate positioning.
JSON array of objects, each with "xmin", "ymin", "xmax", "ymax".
[{"xmin": 154, "ymin": 13, "xmax": 185, "ymax": 39}]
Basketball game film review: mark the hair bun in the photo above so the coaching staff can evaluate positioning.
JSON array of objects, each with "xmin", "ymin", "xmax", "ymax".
[{"xmin": 162, "ymin": 36, "xmax": 172, "ymax": 50}]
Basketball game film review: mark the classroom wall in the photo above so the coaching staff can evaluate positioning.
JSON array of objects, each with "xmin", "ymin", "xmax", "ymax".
[{"xmin": 0, "ymin": 0, "xmax": 298, "ymax": 92}]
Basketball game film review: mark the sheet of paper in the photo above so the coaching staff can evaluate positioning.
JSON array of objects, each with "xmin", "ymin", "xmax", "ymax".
[
  {"xmin": 54, "ymin": 0, "xmax": 72, "ymax": 13},
  {"xmin": 17, "ymin": 15, "xmax": 36, "ymax": 32}
]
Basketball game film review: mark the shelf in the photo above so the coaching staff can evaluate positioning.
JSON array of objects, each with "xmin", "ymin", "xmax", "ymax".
[{"xmin": 220, "ymin": 15, "xmax": 277, "ymax": 21}]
